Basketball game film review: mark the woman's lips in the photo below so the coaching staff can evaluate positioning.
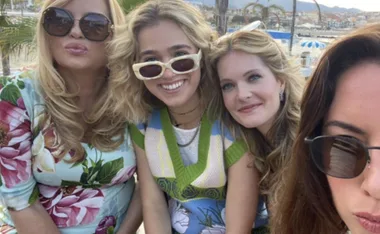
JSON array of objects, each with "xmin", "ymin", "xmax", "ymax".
[
  {"xmin": 356, "ymin": 212, "xmax": 380, "ymax": 233},
  {"xmin": 64, "ymin": 43, "xmax": 88, "ymax": 55},
  {"xmin": 238, "ymin": 104, "xmax": 261, "ymax": 113}
]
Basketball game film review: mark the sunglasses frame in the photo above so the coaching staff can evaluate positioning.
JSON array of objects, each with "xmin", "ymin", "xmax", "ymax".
[
  {"xmin": 132, "ymin": 50, "xmax": 202, "ymax": 80},
  {"xmin": 42, "ymin": 7, "xmax": 114, "ymax": 42},
  {"xmin": 305, "ymin": 135, "xmax": 380, "ymax": 178}
]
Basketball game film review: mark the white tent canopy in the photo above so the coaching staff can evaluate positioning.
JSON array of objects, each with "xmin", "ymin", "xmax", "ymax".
[{"xmin": 296, "ymin": 23, "xmax": 322, "ymax": 29}]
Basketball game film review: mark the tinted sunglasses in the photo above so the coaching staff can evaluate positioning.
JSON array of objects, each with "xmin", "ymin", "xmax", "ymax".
[
  {"xmin": 42, "ymin": 7, "xmax": 113, "ymax": 42},
  {"xmin": 132, "ymin": 50, "xmax": 202, "ymax": 80},
  {"xmin": 305, "ymin": 135, "xmax": 380, "ymax": 179}
]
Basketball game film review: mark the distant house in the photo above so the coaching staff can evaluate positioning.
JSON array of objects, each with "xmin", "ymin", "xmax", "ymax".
[
  {"xmin": 185, "ymin": 0, "xmax": 204, "ymax": 8},
  {"xmin": 296, "ymin": 23, "xmax": 321, "ymax": 29},
  {"xmin": 325, "ymin": 13, "xmax": 357, "ymax": 29}
]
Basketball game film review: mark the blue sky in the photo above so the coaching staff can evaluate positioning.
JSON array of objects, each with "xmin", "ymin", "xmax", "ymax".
[{"xmin": 300, "ymin": 0, "xmax": 380, "ymax": 12}]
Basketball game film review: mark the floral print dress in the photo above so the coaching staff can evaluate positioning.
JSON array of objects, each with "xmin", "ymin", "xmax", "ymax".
[{"xmin": 0, "ymin": 73, "xmax": 137, "ymax": 234}]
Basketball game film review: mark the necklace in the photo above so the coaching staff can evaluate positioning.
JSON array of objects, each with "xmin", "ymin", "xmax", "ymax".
[
  {"xmin": 176, "ymin": 124, "xmax": 201, "ymax": 148},
  {"xmin": 168, "ymin": 107, "xmax": 204, "ymax": 147},
  {"xmin": 169, "ymin": 111, "xmax": 202, "ymax": 148},
  {"xmin": 169, "ymin": 103, "xmax": 199, "ymax": 116}
]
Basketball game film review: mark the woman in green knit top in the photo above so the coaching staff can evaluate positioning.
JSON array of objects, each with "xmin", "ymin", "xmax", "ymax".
[
  {"xmin": 210, "ymin": 30, "xmax": 303, "ymax": 223},
  {"xmin": 106, "ymin": 0, "xmax": 267, "ymax": 233}
]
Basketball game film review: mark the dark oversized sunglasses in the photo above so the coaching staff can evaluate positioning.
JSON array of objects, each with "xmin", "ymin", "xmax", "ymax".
[
  {"xmin": 305, "ymin": 135, "xmax": 380, "ymax": 179},
  {"xmin": 42, "ymin": 7, "xmax": 113, "ymax": 42}
]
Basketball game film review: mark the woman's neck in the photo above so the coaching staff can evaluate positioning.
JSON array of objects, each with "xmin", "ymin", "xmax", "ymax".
[
  {"xmin": 57, "ymin": 66, "xmax": 108, "ymax": 111},
  {"xmin": 257, "ymin": 115, "xmax": 276, "ymax": 140},
  {"xmin": 168, "ymin": 93, "xmax": 204, "ymax": 129}
]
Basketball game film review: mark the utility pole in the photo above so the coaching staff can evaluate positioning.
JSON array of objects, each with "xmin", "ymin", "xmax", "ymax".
[
  {"xmin": 215, "ymin": 0, "xmax": 228, "ymax": 35},
  {"xmin": 289, "ymin": 0, "xmax": 296, "ymax": 55},
  {"xmin": 20, "ymin": 0, "xmax": 24, "ymax": 16}
]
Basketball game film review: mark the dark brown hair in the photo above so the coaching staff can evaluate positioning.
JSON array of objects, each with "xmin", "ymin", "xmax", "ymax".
[{"xmin": 270, "ymin": 23, "xmax": 380, "ymax": 234}]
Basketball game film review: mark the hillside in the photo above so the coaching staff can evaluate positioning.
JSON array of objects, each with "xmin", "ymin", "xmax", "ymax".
[{"xmin": 200, "ymin": 0, "xmax": 361, "ymax": 13}]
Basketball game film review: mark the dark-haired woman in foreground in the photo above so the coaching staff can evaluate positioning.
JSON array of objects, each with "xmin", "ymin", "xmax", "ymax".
[{"xmin": 271, "ymin": 23, "xmax": 380, "ymax": 234}]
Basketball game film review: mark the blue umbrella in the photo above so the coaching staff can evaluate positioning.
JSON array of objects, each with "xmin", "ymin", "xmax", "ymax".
[{"xmin": 300, "ymin": 40, "xmax": 326, "ymax": 49}]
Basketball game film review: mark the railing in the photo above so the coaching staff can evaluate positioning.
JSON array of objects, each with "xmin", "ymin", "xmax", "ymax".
[{"xmin": 4, "ymin": 11, "xmax": 37, "ymax": 17}]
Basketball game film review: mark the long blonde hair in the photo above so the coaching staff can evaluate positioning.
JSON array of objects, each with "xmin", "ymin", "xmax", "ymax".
[
  {"xmin": 36, "ymin": 0, "xmax": 127, "ymax": 162},
  {"xmin": 107, "ymin": 0, "xmax": 218, "ymax": 123},
  {"xmin": 209, "ymin": 30, "xmax": 304, "ymax": 197}
]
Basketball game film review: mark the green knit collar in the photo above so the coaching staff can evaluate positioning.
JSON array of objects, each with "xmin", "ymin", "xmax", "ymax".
[{"xmin": 160, "ymin": 107, "xmax": 212, "ymax": 187}]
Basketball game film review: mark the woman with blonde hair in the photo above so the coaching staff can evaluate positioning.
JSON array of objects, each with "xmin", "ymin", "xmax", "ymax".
[
  {"xmin": 271, "ymin": 23, "xmax": 380, "ymax": 234},
  {"xmin": 0, "ymin": 0, "xmax": 141, "ymax": 233},
  {"xmin": 209, "ymin": 30, "xmax": 304, "ymax": 230},
  {"xmin": 108, "ymin": 0, "xmax": 263, "ymax": 233}
]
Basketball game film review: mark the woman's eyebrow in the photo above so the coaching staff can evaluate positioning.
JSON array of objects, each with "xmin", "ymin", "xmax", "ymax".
[{"xmin": 324, "ymin": 120, "xmax": 366, "ymax": 136}]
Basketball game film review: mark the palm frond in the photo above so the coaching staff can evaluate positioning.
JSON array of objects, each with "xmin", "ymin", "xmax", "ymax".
[
  {"xmin": 0, "ymin": 0, "xmax": 11, "ymax": 13},
  {"xmin": 268, "ymin": 4, "xmax": 286, "ymax": 15},
  {"xmin": 243, "ymin": 3, "xmax": 265, "ymax": 16},
  {"xmin": 245, "ymin": 2, "xmax": 265, "ymax": 10},
  {"xmin": 0, "ymin": 16, "xmax": 37, "ymax": 56},
  {"xmin": 117, "ymin": 0, "xmax": 146, "ymax": 13},
  {"xmin": 312, "ymin": 0, "xmax": 322, "ymax": 24}
]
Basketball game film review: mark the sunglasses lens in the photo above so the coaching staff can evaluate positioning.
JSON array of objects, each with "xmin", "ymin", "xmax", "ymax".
[
  {"xmin": 310, "ymin": 136, "xmax": 367, "ymax": 178},
  {"xmin": 139, "ymin": 65, "xmax": 163, "ymax": 78},
  {"xmin": 80, "ymin": 13, "xmax": 110, "ymax": 41},
  {"xmin": 171, "ymin": 58, "xmax": 195, "ymax": 73},
  {"xmin": 43, "ymin": 8, "xmax": 73, "ymax": 37}
]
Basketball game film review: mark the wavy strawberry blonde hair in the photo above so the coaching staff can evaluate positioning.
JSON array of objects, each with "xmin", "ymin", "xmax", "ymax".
[
  {"xmin": 209, "ymin": 30, "xmax": 304, "ymax": 199},
  {"xmin": 35, "ymin": 0, "xmax": 127, "ymax": 162}
]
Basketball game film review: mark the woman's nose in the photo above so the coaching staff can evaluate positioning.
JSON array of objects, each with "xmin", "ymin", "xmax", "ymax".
[
  {"xmin": 70, "ymin": 20, "xmax": 84, "ymax": 39},
  {"xmin": 362, "ymin": 150, "xmax": 380, "ymax": 200},
  {"xmin": 237, "ymin": 84, "xmax": 253, "ymax": 101}
]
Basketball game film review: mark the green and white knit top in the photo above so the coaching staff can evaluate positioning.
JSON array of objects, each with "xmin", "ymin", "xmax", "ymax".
[{"xmin": 131, "ymin": 108, "xmax": 268, "ymax": 233}]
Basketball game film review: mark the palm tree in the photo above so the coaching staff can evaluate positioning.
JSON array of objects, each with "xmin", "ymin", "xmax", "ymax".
[
  {"xmin": 270, "ymin": 12, "xmax": 283, "ymax": 30},
  {"xmin": 313, "ymin": 0, "xmax": 322, "ymax": 25},
  {"xmin": 289, "ymin": 0, "xmax": 296, "ymax": 55},
  {"xmin": 215, "ymin": 0, "xmax": 228, "ymax": 35},
  {"xmin": 243, "ymin": 0, "xmax": 285, "ymax": 29},
  {"xmin": 118, "ymin": 0, "xmax": 146, "ymax": 13},
  {"xmin": 0, "ymin": 0, "xmax": 37, "ymax": 76}
]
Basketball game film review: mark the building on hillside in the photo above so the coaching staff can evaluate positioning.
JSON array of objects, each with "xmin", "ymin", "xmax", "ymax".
[
  {"xmin": 9, "ymin": 0, "xmax": 34, "ymax": 10},
  {"xmin": 185, "ymin": 0, "xmax": 204, "ymax": 9}
]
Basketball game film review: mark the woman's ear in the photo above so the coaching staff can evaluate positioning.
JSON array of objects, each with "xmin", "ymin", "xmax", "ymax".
[{"xmin": 278, "ymin": 78, "xmax": 285, "ymax": 91}]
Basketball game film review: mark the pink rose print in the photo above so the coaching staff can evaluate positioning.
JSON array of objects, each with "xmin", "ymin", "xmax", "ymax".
[
  {"xmin": 39, "ymin": 185, "xmax": 105, "ymax": 228},
  {"xmin": 110, "ymin": 166, "xmax": 136, "ymax": 185},
  {"xmin": 32, "ymin": 114, "xmax": 74, "ymax": 174},
  {"xmin": 16, "ymin": 97, "xmax": 25, "ymax": 110},
  {"xmin": 40, "ymin": 116, "xmax": 66, "ymax": 162},
  {"xmin": 0, "ymin": 101, "xmax": 32, "ymax": 188},
  {"xmin": 0, "ymin": 224, "xmax": 15, "ymax": 233},
  {"xmin": 95, "ymin": 216, "xmax": 116, "ymax": 234}
]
